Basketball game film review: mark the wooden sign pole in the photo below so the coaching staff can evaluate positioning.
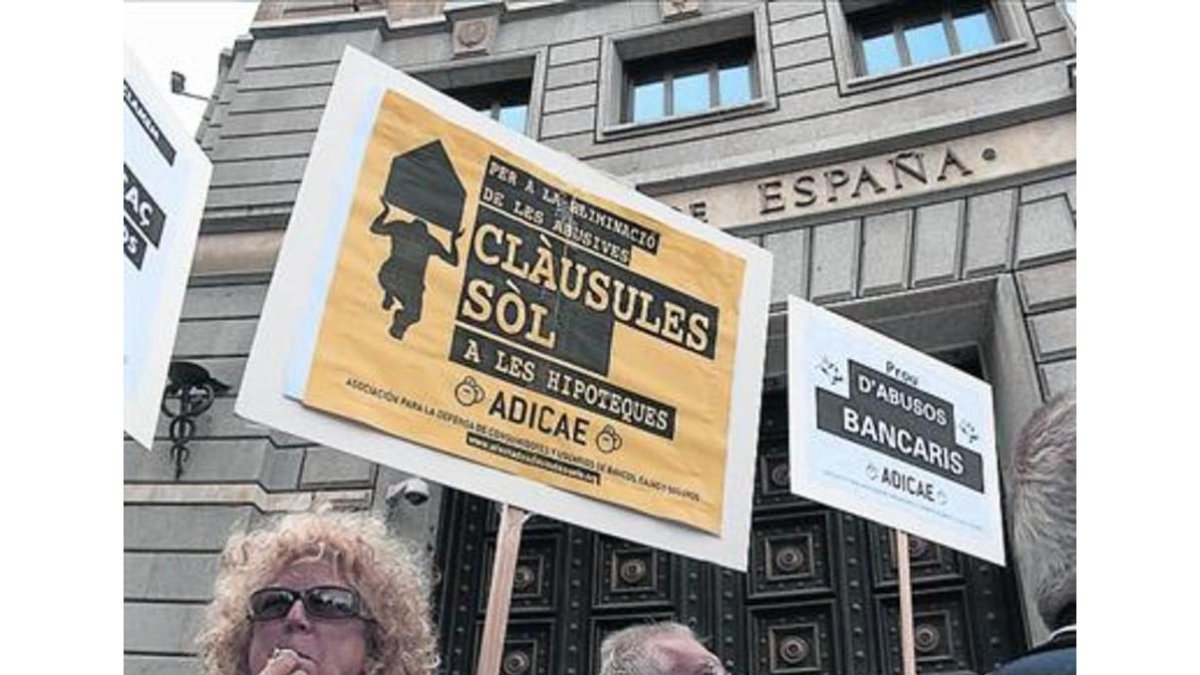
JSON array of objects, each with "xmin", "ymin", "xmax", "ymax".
[
  {"xmin": 475, "ymin": 503, "xmax": 530, "ymax": 675},
  {"xmin": 895, "ymin": 529, "xmax": 917, "ymax": 675}
]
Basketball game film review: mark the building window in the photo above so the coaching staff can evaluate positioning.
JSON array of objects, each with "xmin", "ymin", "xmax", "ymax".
[
  {"xmin": 623, "ymin": 39, "xmax": 757, "ymax": 124},
  {"xmin": 411, "ymin": 53, "xmax": 544, "ymax": 137},
  {"xmin": 598, "ymin": 5, "xmax": 775, "ymax": 138},
  {"xmin": 444, "ymin": 79, "xmax": 532, "ymax": 135},
  {"xmin": 852, "ymin": 0, "xmax": 1001, "ymax": 76}
]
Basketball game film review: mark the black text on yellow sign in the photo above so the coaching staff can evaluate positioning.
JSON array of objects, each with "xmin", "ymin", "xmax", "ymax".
[{"xmin": 303, "ymin": 90, "xmax": 746, "ymax": 533}]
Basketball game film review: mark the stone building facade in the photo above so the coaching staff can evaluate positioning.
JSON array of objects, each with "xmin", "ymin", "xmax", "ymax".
[{"xmin": 125, "ymin": 2, "xmax": 1076, "ymax": 674}]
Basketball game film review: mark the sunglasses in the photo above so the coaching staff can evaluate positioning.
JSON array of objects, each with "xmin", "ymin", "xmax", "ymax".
[{"xmin": 249, "ymin": 586, "xmax": 370, "ymax": 622}]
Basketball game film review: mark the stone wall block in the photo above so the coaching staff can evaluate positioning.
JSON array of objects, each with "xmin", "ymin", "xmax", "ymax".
[
  {"xmin": 228, "ymin": 86, "xmax": 332, "ymax": 114},
  {"xmin": 221, "ymin": 107, "xmax": 324, "ymax": 137},
  {"xmin": 125, "ymin": 655, "xmax": 203, "ymax": 675},
  {"xmin": 199, "ymin": 123, "xmax": 222, "ymax": 154},
  {"xmin": 204, "ymin": 183, "xmax": 300, "ymax": 211},
  {"xmin": 809, "ymin": 219, "xmax": 859, "ymax": 302},
  {"xmin": 540, "ymin": 107, "xmax": 596, "ymax": 138},
  {"xmin": 860, "ymin": 210, "xmax": 912, "ymax": 296},
  {"xmin": 125, "ymin": 552, "xmax": 220, "ymax": 602},
  {"xmin": 261, "ymin": 446, "xmax": 306, "ymax": 490},
  {"xmin": 209, "ymin": 132, "xmax": 317, "ymax": 162},
  {"xmin": 300, "ymin": 447, "xmax": 376, "ymax": 488},
  {"xmin": 912, "ymin": 199, "xmax": 963, "ymax": 287},
  {"xmin": 1027, "ymin": 307, "xmax": 1076, "ymax": 361},
  {"xmin": 764, "ymin": 227, "xmax": 809, "ymax": 303},
  {"xmin": 549, "ymin": 38, "xmax": 600, "ymax": 66},
  {"xmin": 545, "ymin": 60, "xmax": 599, "ymax": 89},
  {"xmin": 181, "ymin": 284, "xmax": 269, "ymax": 320},
  {"xmin": 172, "ymin": 318, "xmax": 259, "ymax": 357},
  {"xmin": 244, "ymin": 30, "xmax": 380, "ymax": 69},
  {"xmin": 1029, "ymin": 2, "xmax": 1068, "ymax": 34},
  {"xmin": 768, "ymin": 0, "xmax": 825, "ymax": 23},
  {"xmin": 770, "ymin": 13, "xmax": 828, "ymax": 45},
  {"xmin": 211, "ymin": 156, "xmax": 309, "ymax": 188},
  {"xmin": 124, "ymin": 603, "xmax": 206, "ymax": 654},
  {"xmin": 543, "ymin": 82, "xmax": 598, "ymax": 113},
  {"xmin": 1019, "ymin": 173, "xmax": 1076, "ymax": 210},
  {"xmin": 1015, "ymin": 196, "xmax": 1075, "ymax": 268},
  {"xmin": 238, "ymin": 63, "xmax": 339, "ymax": 90},
  {"xmin": 1038, "ymin": 359, "xmax": 1076, "ymax": 400},
  {"xmin": 204, "ymin": 104, "xmax": 230, "ymax": 147},
  {"xmin": 541, "ymin": 133, "xmax": 592, "ymax": 158},
  {"xmin": 1016, "ymin": 259, "xmax": 1076, "ymax": 313},
  {"xmin": 125, "ymin": 439, "xmax": 269, "ymax": 484},
  {"xmin": 776, "ymin": 61, "xmax": 838, "ymax": 95},
  {"xmin": 124, "ymin": 504, "xmax": 254, "ymax": 551},
  {"xmin": 963, "ymin": 189, "xmax": 1016, "ymax": 277},
  {"xmin": 773, "ymin": 37, "xmax": 832, "ymax": 70}
]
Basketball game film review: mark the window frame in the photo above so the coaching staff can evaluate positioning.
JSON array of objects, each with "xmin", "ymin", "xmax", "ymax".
[
  {"xmin": 407, "ymin": 48, "xmax": 546, "ymax": 138},
  {"xmin": 597, "ymin": 5, "xmax": 776, "ymax": 141},
  {"xmin": 621, "ymin": 38, "xmax": 759, "ymax": 124},
  {"xmin": 829, "ymin": 0, "xmax": 1035, "ymax": 93},
  {"xmin": 853, "ymin": 0, "xmax": 1002, "ymax": 77},
  {"xmin": 442, "ymin": 77, "xmax": 533, "ymax": 134}
]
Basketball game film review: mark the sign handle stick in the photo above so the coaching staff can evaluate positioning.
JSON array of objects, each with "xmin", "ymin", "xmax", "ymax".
[
  {"xmin": 895, "ymin": 529, "xmax": 917, "ymax": 675},
  {"xmin": 475, "ymin": 503, "xmax": 530, "ymax": 675}
]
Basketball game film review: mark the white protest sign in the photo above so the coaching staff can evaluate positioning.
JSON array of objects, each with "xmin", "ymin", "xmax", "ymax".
[
  {"xmin": 786, "ymin": 296, "xmax": 1004, "ymax": 565},
  {"xmin": 124, "ymin": 44, "xmax": 213, "ymax": 449},
  {"xmin": 237, "ymin": 47, "xmax": 772, "ymax": 570}
]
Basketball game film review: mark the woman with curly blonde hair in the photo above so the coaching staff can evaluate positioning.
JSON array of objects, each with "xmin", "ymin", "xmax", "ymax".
[{"xmin": 197, "ymin": 509, "xmax": 439, "ymax": 675}]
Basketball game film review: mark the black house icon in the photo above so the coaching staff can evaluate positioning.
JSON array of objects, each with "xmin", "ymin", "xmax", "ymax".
[
  {"xmin": 370, "ymin": 139, "xmax": 468, "ymax": 341},
  {"xmin": 383, "ymin": 140, "xmax": 466, "ymax": 235}
]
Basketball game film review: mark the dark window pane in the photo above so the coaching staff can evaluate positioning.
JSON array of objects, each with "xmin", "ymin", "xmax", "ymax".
[
  {"xmin": 862, "ymin": 32, "xmax": 902, "ymax": 75},
  {"xmin": 905, "ymin": 20, "xmax": 951, "ymax": 64},
  {"xmin": 442, "ymin": 77, "xmax": 532, "ymax": 131},
  {"xmin": 953, "ymin": 11, "xmax": 996, "ymax": 53},
  {"xmin": 632, "ymin": 80, "xmax": 664, "ymax": 122},
  {"xmin": 497, "ymin": 104, "xmax": 527, "ymax": 134},
  {"xmin": 673, "ymin": 70, "xmax": 710, "ymax": 116},
  {"xmin": 718, "ymin": 63, "xmax": 752, "ymax": 106}
]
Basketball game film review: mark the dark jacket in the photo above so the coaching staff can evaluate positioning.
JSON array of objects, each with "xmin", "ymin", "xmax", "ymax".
[{"xmin": 989, "ymin": 626, "xmax": 1075, "ymax": 675}]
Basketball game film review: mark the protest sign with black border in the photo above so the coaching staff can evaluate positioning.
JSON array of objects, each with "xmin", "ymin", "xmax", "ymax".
[
  {"xmin": 237, "ymin": 47, "xmax": 772, "ymax": 571},
  {"xmin": 786, "ymin": 296, "xmax": 1005, "ymax": 565}
]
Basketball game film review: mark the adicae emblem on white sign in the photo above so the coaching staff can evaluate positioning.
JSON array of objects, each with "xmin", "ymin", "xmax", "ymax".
[{"xmin": 786, "ymin": 296, "xmax": 1005, "ymax": 565}]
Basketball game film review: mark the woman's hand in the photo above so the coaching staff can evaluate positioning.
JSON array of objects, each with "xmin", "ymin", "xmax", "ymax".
[{"xmin": 257, "ymin": 648, "xmax": 310, "ymax": 675}]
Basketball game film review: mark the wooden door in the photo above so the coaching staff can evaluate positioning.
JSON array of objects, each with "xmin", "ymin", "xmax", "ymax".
[{"xmin": 435, "ymin": 352, "xmax": 1026, "ymax": 675}]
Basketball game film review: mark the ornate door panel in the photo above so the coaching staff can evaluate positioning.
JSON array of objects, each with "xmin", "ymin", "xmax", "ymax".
[{"xmin": 436, "ymin": 387, "xmax": 1025, "ymax": 675}]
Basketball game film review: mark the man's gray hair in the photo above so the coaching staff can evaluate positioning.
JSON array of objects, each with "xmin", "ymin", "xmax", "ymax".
[
  {"xmin": 1008, "ymin": 389, "xmax": 1076, "ymax": 629},
  {"xmin": 599, "ymin": 621, "xmax": 696, "ymax": 675}
]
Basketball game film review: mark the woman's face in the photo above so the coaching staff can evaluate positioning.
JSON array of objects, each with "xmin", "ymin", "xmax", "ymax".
[{"xmin": 246, "ymin": 558, "xmax": 370, "ymax": 675}]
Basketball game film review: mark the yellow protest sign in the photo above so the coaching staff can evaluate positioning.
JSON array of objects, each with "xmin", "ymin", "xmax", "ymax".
[{"xmin": 303, "ymin": 88, "xmax": 748, "ymax": 534}]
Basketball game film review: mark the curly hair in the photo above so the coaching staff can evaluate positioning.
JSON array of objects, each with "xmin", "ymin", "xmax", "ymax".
[{"xmin": 196, "ymin": 509, "xmax": 439, "ymax": 675}]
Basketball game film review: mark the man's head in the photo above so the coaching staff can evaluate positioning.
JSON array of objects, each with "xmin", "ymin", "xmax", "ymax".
[
  {"xmin": 599, "ymin": 621, "xmax": 726, "ymax": 675},
  {"xmin": 1008, "ymin": 390, "xmax": 1076, "ymax": 630}
]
